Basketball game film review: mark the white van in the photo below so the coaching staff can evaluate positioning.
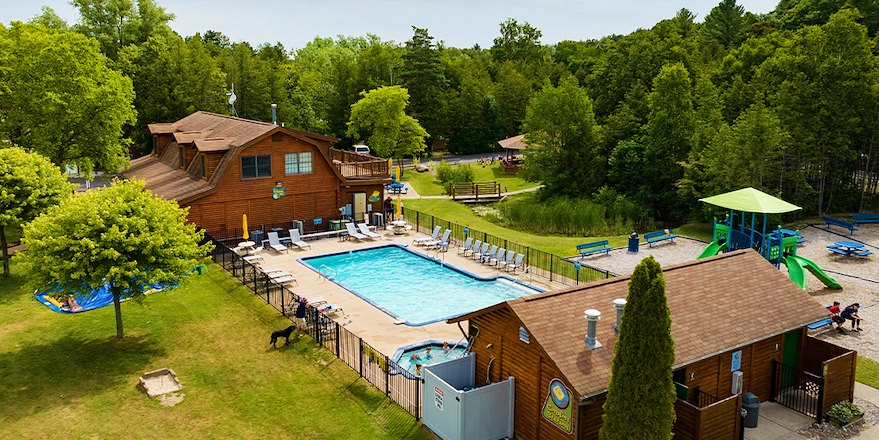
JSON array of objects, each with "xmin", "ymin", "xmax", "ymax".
[{"xmin": 353, "ymin": 144, "xmax": 370, "ymax": 155}]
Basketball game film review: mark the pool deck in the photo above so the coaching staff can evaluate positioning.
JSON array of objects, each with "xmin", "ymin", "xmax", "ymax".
[{"xmin": 243, "ymin": 229, "xmax": 568, "ymax": 357}]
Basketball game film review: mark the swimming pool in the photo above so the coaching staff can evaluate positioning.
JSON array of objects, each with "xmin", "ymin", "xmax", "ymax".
[
  {"xmin": 393, "ymin": 341, "xmax": 468, "ymax": 375},
  {"xmin": 301, "ymin": 245, "xmax": 541, "ymax": 325}
]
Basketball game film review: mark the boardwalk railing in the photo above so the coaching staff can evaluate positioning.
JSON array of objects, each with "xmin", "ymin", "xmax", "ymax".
[
  {"xmin": 449, "ymin": 182, "xmax": 501, "ymax": 201},
  {"xmin": 406, "ymin": 208, "xmax": 613, "ymax": 286},
  {"xmin": 204, "ymin": 234, "xmax": 423, "ymax": 419}
]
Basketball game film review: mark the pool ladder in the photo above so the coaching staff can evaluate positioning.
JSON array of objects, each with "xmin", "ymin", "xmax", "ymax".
[{"xmin": 318, "ymin": 264, "xmax": 338, "ymax": 279}]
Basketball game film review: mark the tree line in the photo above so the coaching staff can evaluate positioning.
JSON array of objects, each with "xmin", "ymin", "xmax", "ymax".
[{"xmin": 2, "ymin": 0, "xmax": 878, "ymax": 222}]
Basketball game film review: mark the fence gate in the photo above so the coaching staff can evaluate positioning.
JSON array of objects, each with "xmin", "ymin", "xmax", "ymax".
[{"xmin": 770, "ymin": 359, "xmax": 824, "ymax": 421}]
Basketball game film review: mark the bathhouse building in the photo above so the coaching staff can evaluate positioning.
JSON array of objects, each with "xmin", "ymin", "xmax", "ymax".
[
  {"xmin": 439, "ymin": 250, "xmax": 855, "ymax": 440},
  {"xmin": 122, "ymin": 112, "xmax": 390, "ymax": 238}
]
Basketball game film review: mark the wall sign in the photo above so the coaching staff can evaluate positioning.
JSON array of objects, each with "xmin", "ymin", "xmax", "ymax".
[
  {"xmin": 434, "ymin": 386, "xmax": 444, "ymax": 411},
  {"xmin": 272, "ymin": 182, "xmax": 286, "ymax": 200},
  {"xmin": 541, "ymin": 378, "xmax": 573, "ymax": 434},
  {"xmin": 731, "ymin": 350, "xmax": 742, "ymax": 372},
  {"xmin": 368, "ymin": 190, "xmax": 380, "ymax": 202}
]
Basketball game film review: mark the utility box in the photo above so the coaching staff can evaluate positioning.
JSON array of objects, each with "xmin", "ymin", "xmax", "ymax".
[
  {"xmin": 292, "ymin": 220, "xmax": 304, "ymax": 235},
  {"xmin": 731, "ymin": 370, "xmax": 743, "ymax": 395},
  {"xmin": 741, "ymin": 392, "xmax": 760, "ymax": 428},
  {"xmin": 372, "ymin": 213, "xmax": 384, "ymax": 228}
]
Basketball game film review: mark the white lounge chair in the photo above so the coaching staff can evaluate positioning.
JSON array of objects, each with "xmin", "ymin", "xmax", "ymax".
[
  {"xmin": 458, "ymin": 237, "xmax": 473, "ymax": 255},
  {"xmin": 357, "ymin": 223, "xmax": 381, "ymax": 240},
  {"xmin": 423, "ymin": 229, "xmax": 451, "ymax": 249},
  {"xmin": 490, "ymin": 248, "xmax": 506, "ymax": 267},
  {"xmin": 414, "ymin": 226, "xmax": 442, "ymax": 246},
  {"xmin": 267, "ymin": 232, "xmax": 288, "ymax": 254},
  {"xmin": 472, "ymin": 242, "xmax": 489, "ymax": 260},
  {"xmin": 318, "ymin": 303, "xmax": 344, "ymax": 317},
  {"xmin": 501, "ymin": 251, "xmax": 515, "ymax": 269},
  {"xmin": 506, "ymin": 253, "xmax": 525, "ymax": 272},
  {"xmin": 288, "ymin": 229, "xmax": 311, "ymax": 250},
  {"xmin": 464, "ymin": 240, "xmax": 482, "ymax": 257},
  {"xmin": 308, "ymin": 297, "xmax": 328, "ymax": 307},
  {"xmin": 243, "ymin": 254, "xmax": 263, "ymax": 264},
  {"xmin": 345, "ymin": 222, "xmax": 368, "ymax": 241},
  {"xmin": 273, "ymin": 275, "xmax": 297, "ymax": 286},
  {"xmin": 482, "ymin": 245, "xmax": 498, "ymax": 264}
]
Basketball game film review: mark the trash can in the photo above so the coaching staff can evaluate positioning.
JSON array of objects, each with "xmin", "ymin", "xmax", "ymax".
[
  {"xmin": 250, "ymin": 230, "xmax": 264, "ymax": 246},
  {"xmin": 742, "ymin": 392, "xmax": 760, "ymax": 428},
  {"xmin": 628, "ymin": 233, "xmax": 640, "ymax": 253}
]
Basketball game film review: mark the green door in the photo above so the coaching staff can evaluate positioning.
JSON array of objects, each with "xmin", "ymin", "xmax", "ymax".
[{"xmin": 782, "ymin": 330, "xmax": 800, "ymax": 367}]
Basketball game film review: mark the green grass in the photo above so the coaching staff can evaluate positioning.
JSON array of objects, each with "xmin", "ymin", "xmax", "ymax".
[
  {"xmin": 675, "ymin": 223, "xmax": 713, "ymax": 242},
  {"xmin": 0, "ymin": 260, "xmax": 430, "ymax": 439},
  {"xmin": 402, "ymin": 163, "xmax": 539, "ymax": 196},
  {"xmin": 857, "ymin": 356, "xmax": 879, "ymax": 390}
]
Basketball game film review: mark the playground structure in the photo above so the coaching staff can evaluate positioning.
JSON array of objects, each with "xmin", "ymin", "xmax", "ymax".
[{"xmin": 697, "ymin": 187, "xmax": 841, "ymax": 290}]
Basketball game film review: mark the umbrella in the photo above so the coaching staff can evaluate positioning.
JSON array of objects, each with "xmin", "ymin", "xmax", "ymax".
[
  {"xmin": 242, "ymin": 214, "xmax": 249, "ymax": 240},
  {"xmin": 699, "ymin": 187, "xmax": 801, "ymax": 214}
]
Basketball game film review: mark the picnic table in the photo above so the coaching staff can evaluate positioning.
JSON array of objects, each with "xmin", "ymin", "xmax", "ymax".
[{"xmin": 827, "ymin": 241, "xmax": 873, "ymax": 257}]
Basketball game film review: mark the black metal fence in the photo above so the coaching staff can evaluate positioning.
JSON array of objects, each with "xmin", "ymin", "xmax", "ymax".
[
  {"xmin": 406, "ymin": 208, "xmax": 614, "ymax": 286},
  {"xmin": 204, "ymin": 234, "xmax": 423, "ymax": 419},
  {"xmin": 694, "ymin": 387, "xmax": 721, "ymax": 408},
  {"xmin": 771, "ymin": 359, "xmax": 825, "ymax": 421}
]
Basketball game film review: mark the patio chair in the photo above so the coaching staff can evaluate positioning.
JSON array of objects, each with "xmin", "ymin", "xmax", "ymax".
[
  {"xmin": 318, "ymin": 303, "xmax": 344, "ymax": 317},
  {"xmin": 490, "ymin": 248, "xmax": 506, "ymax": 267},
  {"xmin": 423, "ymin": 229, "xmax": 451, "ymax": 249},
  {"xmin": 464, "ymin": 240, "xmax": 482, "ymax": 258},
  {"xmin": 243, "ymin": 254, "xmax": 263, "ymax": 264},
  {"xmin": 458, "ymin": 237, "xmax": 473, "ymax": 255},
  {"xmin": 506, "ymin": 253, "xmax": 525, "ymax": 272},
  {"xmin": 267, "ymin": 232, "xmax": 288, "ymax": 254},
  {"xmin": 414, "ymin": 226, "xmax": 442, "ymax": 246},
  {"xmin": 357, "ymin": 223, "xmax": 381, "ymax": 240},
  {"xmin": 308, "ymin": 297, "xmax": 328, "ymax": 307},
  {"xmin": 501, "ymin": 251, "xmax": 515, "ymax": 269},
  {"xmin": 345, "ymin": 222, "xmax": 368, "ymax": 241},
  {"xmin": 288, "ymin": 229, "xmax": 311, "ymax": 250},
  {"xmin": 472, "ymin": 242, "xmax": 489, "ymax": 260},
  {"xmin": 481, "ymin": 245, "xmax": 498, "ymax": 264}
]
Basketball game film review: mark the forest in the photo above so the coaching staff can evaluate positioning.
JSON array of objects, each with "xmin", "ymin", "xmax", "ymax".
[{"xmin": 2, "ymin": 0, "xmax": 879, "ymax": 224}]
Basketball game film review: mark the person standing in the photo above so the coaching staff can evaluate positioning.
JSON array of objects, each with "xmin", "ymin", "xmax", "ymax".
[
  {"xmin": 841, "ymin": 303, "xmax": 864, "ymax": 332},
  {"xmin": 294, "ymin": 297, "xmax": 309, "ymax": 338},
  {"xmin": 383, "ymin": 196, "xmax": 393, "ymax": 221}
]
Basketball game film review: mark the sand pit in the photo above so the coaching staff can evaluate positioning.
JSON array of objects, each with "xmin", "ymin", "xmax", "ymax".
[{"xmin": 138, "ymin": 368, "xmax": 182, "ymax": 398}]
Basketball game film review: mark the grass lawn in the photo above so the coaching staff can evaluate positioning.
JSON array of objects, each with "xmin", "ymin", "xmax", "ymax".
[
  {"xmin": 402, "ymin": 163, "xmax": 539, "ymax": 196},
  {"xmin": 0, "ymin": 260, "xmax": 430, "ymax": 439},
  {"xmin": 857, "ymin": 356, "xmax": 879, "ymax": 390}
]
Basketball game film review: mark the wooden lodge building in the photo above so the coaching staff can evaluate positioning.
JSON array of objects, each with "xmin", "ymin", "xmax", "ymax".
[
  {"xmin": 442, "ymin": 250, "xmax": 856, "ymax": 440},
  {"xmin": 122, "ymin": 112, "xmax": 391, "ymax": 238}
]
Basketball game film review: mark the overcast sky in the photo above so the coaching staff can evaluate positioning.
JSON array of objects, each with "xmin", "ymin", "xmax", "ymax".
[{"xmin": 3, "ymin": 0, "xmax": 780, "ymax": 49}]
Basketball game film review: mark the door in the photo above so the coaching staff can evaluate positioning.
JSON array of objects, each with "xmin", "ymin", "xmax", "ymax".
[
  {"xmin": 353, "ymin": 192, "xmax": 367, "ymax": 222},
  {"xmin": 782, "ymin": 330, "xmax": 800, "ymax": 367}
]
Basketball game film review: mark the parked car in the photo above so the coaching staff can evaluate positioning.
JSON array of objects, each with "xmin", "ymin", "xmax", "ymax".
[{"xmin": 353, "ymin": 144, "xmax": 370, "ymax": 155}]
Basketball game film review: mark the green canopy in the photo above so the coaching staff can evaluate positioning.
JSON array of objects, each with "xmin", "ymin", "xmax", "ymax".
[{"xmin": 699, "ymin": 187, "xmax": 802, "ymax": 214}]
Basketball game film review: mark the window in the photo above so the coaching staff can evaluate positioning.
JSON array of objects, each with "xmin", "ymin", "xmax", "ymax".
[
  {"xmin": 241, "ymin": 155, "xmax": 271, "ymax": 179},
  {"xmin": 284, "ymin": 152, "xmax": 313, "ymax": 175},
  {"xmin": 200, "ymin": 155, "xmax": 206, "ymax": 178},
  {"xmin": 178, "ymin": 146, "xmax": 184, "ymax": 168}
]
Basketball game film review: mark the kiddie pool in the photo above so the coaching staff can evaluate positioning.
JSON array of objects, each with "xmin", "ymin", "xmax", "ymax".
[{"xmin": 393, "ymin": 340, "xmax": 469, "ymax": 375}]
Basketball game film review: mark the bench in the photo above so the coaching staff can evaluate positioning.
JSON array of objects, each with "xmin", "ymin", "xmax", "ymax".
[
  {"xmin": 853, "ymin": 213, "xmax": 879, "ymax": 225},
  {"xmin": 645, "ymin": 229, "xmax": 677, "ymax": 247},
  {"xmin": 577, "ymin": 240, "xmax": 611, "ymax": 258},
  {"xmin": 823, "ymin": 216, "xmax": 858, "ymax": 235},
  {"xmin": 807, "ymin": 319, "xmax": 832, "ymax": 330}
]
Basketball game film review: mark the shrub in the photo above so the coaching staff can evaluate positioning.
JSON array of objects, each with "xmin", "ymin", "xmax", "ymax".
[
  {"xmin": 495, "ymin": 193, "xmax": 652, "ymax": 236},
  {"xmin": 435, "ymin": 160, "xmax": 474, "ymax": 193},
  {"xmin": 827, "ymin": 401, "xmax": 863, "ymax": 420}
]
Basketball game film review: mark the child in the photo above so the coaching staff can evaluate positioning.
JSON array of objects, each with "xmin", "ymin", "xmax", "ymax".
[
  {"xmin": 414, "ymin": 364, "xmax": 423, "ymax": 376},
  {"xmin": 442, "ymin": 342, "xmax": 451, "ymax": 354},
  {"xmin": 410, "ymin": 353, "xmax": 421, "ymax": 362}
]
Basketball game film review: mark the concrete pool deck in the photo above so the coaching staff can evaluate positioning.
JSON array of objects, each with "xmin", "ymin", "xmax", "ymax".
[{"xmin": 241, "ymin": 229, "xmax": 568, "ymax": 357}]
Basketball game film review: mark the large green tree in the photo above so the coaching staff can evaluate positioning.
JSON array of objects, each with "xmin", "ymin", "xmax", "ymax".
[
  {"xmin": 17, "ymin": 180, "xmax": 211, "ymax": 338},
  {"xmin": 0, "ymin": 147, "xmax": 73, "ymax": 278},
  {"xmin": 600, "ymin": 256, "xmax": 676, "ymax": 440},
  {"xmin": 72, "ymin": 0, "xmax": 174, "ymax": 60},
  {"xmin": 0, "ymin": 23, "xmax": 136, "ymax": 175},
  {"xmin": 401, "ymin": 26, "xmax": 448, "ymax": 146},
  {"xmin": 522, "ymin": 76, "xmax": 603, "ymax": 197},
  {"xmin": 347, "ymin": 86, "xmax": 428, "ymax": 171}
]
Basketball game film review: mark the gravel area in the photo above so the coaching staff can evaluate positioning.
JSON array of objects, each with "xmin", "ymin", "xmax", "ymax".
[
  {"xmin": 797, "ymin": 397, "xmax": 879, "ymax": 439},
  {"xmin": 575, "ymin": 237, "xmax": 709, "ymax": 276}
]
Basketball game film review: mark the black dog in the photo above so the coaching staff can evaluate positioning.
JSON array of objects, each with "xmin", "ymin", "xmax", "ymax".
[{"xmin": 270, "ymin": 325, "xmax": 295, "ymax": 347}]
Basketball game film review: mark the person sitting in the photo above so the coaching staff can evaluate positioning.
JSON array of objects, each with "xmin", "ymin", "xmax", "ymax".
[
  {"xmin": 828, "ymin": 301, "xmax": 846, "ymax": 333},
  {"xmin": 442, "ymin": 342, "xmax": 451, "ymax": 354},
  {"xmin": 425, "ymin": 347, "xmax": 433, "ymax": 360},
  {"xmin": 65, "ymin": 295, "xmax": 83, "ymax": 313},
  {"xmin": 841, "ymin": 303, "xmax": 864, "ymax": 332},
  {"xmin": 414, "ymin": 363, "xmax": 423, "ymax": 376},
  {"xmin": 409, "ymin": 353, "xmax": 421, "ymax": 362}
]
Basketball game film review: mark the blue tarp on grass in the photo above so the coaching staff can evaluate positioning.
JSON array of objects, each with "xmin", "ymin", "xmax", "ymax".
[{"xmin": 35, "ymin": 282, "xmax": 173, "ymax": 314}]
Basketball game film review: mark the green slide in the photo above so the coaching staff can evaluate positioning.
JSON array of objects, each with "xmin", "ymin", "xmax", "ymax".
[
  {"xmin": 782, "ymin": 255, "xmax": 842, "ymax": 290},
  {"xmin": 697, "ymin": 240, "xmax": 726, "ymax": 259}
]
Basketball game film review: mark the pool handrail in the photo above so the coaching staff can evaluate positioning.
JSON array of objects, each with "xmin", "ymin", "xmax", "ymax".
[{"xmin": 318, "ymin": 264, "xmax": 339, "ymax": 279}]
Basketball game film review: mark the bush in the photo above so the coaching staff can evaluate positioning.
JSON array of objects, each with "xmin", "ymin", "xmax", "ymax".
[
  {"xmin": 435, "ymin": 160, "xmax": 474, "ymax": 193},
  {"xmin": 495, "ymin": 193, "xmax": 652, "ymax": 236},
  {"xmin": 827, "ymin": 401, "xmax": 863, "ymax": 420}
]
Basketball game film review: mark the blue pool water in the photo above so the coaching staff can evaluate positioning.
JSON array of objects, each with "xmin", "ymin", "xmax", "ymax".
[
  {"xmin": 302, "ymin": 245, "xmax": 541, "ymax": 325},
  {"xmin": 395, "ymin": 342, "xmax": 468, "ymax": 375}
]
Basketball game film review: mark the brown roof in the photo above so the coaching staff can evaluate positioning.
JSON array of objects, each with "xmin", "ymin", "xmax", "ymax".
[
  {"xmin": 498, "ymin": 134, "xmax": 526, "ymax": 150},
  {"xmin": 126, "ymin": 153, "xmax": 210, "ymax": 201},
  {"xmin": 451, "ymin": 250, "xmax": 829, "ymax": 399},
  {"xmin": 194, "ymin": 138, "xmax": 233, "ymax": 152},
  {"xmin": 173, "ymin": 131, "xmax": 211, "ymax": 144},
  {"xmin": 147, "ymin": 123, "xmax": 175, "ymax": 134}
]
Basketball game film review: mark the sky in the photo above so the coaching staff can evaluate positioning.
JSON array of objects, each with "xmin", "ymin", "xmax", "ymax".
[{"xmin": 2, "ymin": 0, "xmax": 780, "ymax": 49}]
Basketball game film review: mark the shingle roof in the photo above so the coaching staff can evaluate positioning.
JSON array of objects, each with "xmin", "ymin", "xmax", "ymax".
[
  {"xmin": 126, "ymin": 152, "xmax": 210, "ymax": 201},
  {"xmin": 194, "ymin": 138, "xmax": 233, "ymax": 152},
  {"xmin": 497, "ymin": 134, "xmax": 527, "ymax": 150},
  {"xmin": 147, "ymin": 123, "xmax": 175, "ymax": 134},
  {"xmin": 452, "ymin": 250, "xmax": 829, "ymax": 399}
]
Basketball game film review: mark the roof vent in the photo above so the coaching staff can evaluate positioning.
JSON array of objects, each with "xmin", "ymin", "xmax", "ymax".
[
  {"xmin": 613, "ymin": 298, "xmax": 626, "ymax": 333},
  {"xmin": 584, "ymin": 309, "xmax": 602, "ymax": 350},
  {"xmin": 271, "ymin": 103, "xmax": 278, "ymax": 125}
]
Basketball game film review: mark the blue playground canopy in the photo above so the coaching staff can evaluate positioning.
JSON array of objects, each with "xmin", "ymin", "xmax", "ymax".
[{"xmin": 35, "ymin": 282, "xmax": 173, "ymax": 314}]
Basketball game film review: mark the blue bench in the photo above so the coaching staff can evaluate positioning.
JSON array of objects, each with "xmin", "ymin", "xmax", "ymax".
[
  {"xmin": 645, "ymin": 229, "xmax": 677, "ymax": 247},
  {"xmin": 807, "ymin": 319, "xmax": 832, "ymax": 330},
  {"xmin": 823, "ymin": 216, "xmax": 858, "ymax": 235},
  {"xmin": 577, "ymin": 240, "xmax": 611, "ymax": 258},
  {"xmin": 853, "ymin": 213, "xmax": 879, "ymax": 225}
]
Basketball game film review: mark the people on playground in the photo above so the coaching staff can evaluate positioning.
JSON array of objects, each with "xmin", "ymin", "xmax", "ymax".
[
  {"xmin": 828, "ymin": 301, "xmax": 847, "ymax": 333},
  {"xmin": 65, "ymin": 294, "xmax": 83, "ymax": 313},
  {"xmin": 841, "ymin": 303, "xmax": 864, "ymax": 332},
  {"xmin": 294, "ymin": 297, "xmax": 308, "ymax": 338}
]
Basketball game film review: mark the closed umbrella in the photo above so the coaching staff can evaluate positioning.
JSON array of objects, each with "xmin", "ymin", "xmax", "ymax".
[{"xmin": 242, "ymin": 214, "xmax": 249, "ymax": 240}]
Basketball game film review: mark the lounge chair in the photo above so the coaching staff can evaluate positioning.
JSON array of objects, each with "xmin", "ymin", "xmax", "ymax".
[
  {"xmin": 506, "ymin": 253, "xmax": 525, "ymax": 272},
  {"xmin": 458, "ymin": 237, "xmax": 473, "ymax": 255},
  {"xmin": 267, "ymin": 232, "xmax": 288, "ymax": 254},
  {"xmin": 482, "ymin": 245, "xmax": 498, "ymax": 264},
  {"xmin": 501, "ymin": 251, "xmax": 515, "ymax": 269},
  {"xmin": 472, "ymin": 242, "xmax": 489, "ymax": 260},
  {"xmin": 357, "ymin": 223, "xmax": 381, "ymax": 240},
  {"xmin": 273, "ymin": 275, "xmax": 297, "ymax": 286},
  {"xmin": 318, "ymin": 303, "xmax": 344, "ymax": 317},
  {"xmin": 288, "ymin": 229, "xmax": 311, "ymax": 250},
  {"xmin": 345, "ymin": 222, "xmax": 368, "ymax": 241},
  {"xmin": 243, "ymin": 254, "xmax": 263, "ymax": 264},
  {"xmin": 423, "ymin": 229, "xmax": 451, "ymax": 249},
  {"xmin": 414, "ymin": 226, "xmax": 442, "ymax": 246},
  {"xmin": 490, "ymin": 248, "xmax": 506, "ymax": 267},
  {"xmin": 308, "ymin": 297, "xmax": 328, "ymax": 307},
  {"xmin": 464, "ymin": 240, "xmax": 482, "ymax": 258}
]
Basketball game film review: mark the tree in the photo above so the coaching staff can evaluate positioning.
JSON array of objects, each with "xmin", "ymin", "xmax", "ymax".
[
  {"xmin": 522, "ymin": 76, "xmax": 603, "ymax": 197},
  {"xmin": 17, "ymin": 180, "xmax": 211, "ymax": 338},
  {"xmin": 491, "ymin": 18, "xmax": 546, "ymax": 64},
  {"xmin": 0, "ymin": 23, "xmax": 137, "ymax": 175},
  {"xmin": 600, "ymin": 256, "xmax": 676, "ymax": 440},
  {"xmin": 401, "ymin": 26, "xmax": 448, "ymax": 145},
  {"xmin": 702, "ymin": 0, "xmax": 747, "ymax": 49},
  {"xmin": 347, "ymin": 86, "xmax": 428, "ymax": 172},
  {"xmin": 72, "ymin": 0, "xmax": 174, "ymax": 60},
  {"xmin": 0, "ymin": 147, "xmax": 73, "ymax": 278}
]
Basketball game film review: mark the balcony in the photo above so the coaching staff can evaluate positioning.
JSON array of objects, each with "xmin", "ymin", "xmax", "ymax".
[{"xmin": 330, "ymin": 148, "xmax": 390, "ymax": 181}]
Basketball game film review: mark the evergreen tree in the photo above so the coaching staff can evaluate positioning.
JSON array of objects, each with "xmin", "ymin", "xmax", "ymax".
[
  {"xmin": 401, "ymin": 26, "xmax": 447, "ymax": 146},
  {"xmin": 600, "ymin": 256, "xmax": 676, "ymax": 440}
]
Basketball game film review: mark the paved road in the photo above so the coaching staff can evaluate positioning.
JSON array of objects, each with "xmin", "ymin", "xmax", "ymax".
[{"xmin": 398, "ymin": 153, "xmax": 502, "ymax": 167}]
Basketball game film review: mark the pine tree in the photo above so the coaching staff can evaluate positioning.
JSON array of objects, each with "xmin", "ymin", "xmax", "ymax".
[{"xmin": 600, "ymin": 257, "xmax": 676, "ymax": 440}]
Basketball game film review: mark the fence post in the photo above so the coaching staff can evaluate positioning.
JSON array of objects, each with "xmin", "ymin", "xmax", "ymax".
[
  {"xmin": 359, "ymin": 338, "xmax": 364, "ymax": 378},
  {"xmin": 335, "ymin": 322, "xmax": 341, "ymax": 358},
  {"xmin": 385, "ymin": 355, "xmax": 390, "ymax": 396},
  {"xmin": 550, "ymin": 257, "xmax": 554, "ymax": 282},
  {"xmin": 770, "ymin": 360, "xmax": 777, "ymax": 402},
  {"xmin": 415, "ymin": 375, "xmax": 421, "ymax": 421},
  {"xmin": 816, "ymin": 375, "xmax": 825, "ymax": 422}
]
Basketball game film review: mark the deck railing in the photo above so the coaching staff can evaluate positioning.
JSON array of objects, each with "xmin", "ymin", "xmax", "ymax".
[{"xmin": 330, "ymin": 148, "xmax": 389, "ymax": 179}]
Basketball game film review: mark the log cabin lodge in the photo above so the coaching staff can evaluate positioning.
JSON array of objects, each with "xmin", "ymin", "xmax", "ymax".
[
  {"xmin": 122, "ymin": 111, "xmax": 391, "ymax": 238},
  {"xmin": 425, "ymin": 250, "xmax": 855, "ymax": 440}
]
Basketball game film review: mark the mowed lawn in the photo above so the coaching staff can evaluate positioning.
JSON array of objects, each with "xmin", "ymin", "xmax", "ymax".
[
  {"xmin": 0, "ymin": 260, "xmax": 431, "ymax": 439},
  {"xmin": 403, "ymin": 163, "xmax": 539, "ymax": 196}
]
